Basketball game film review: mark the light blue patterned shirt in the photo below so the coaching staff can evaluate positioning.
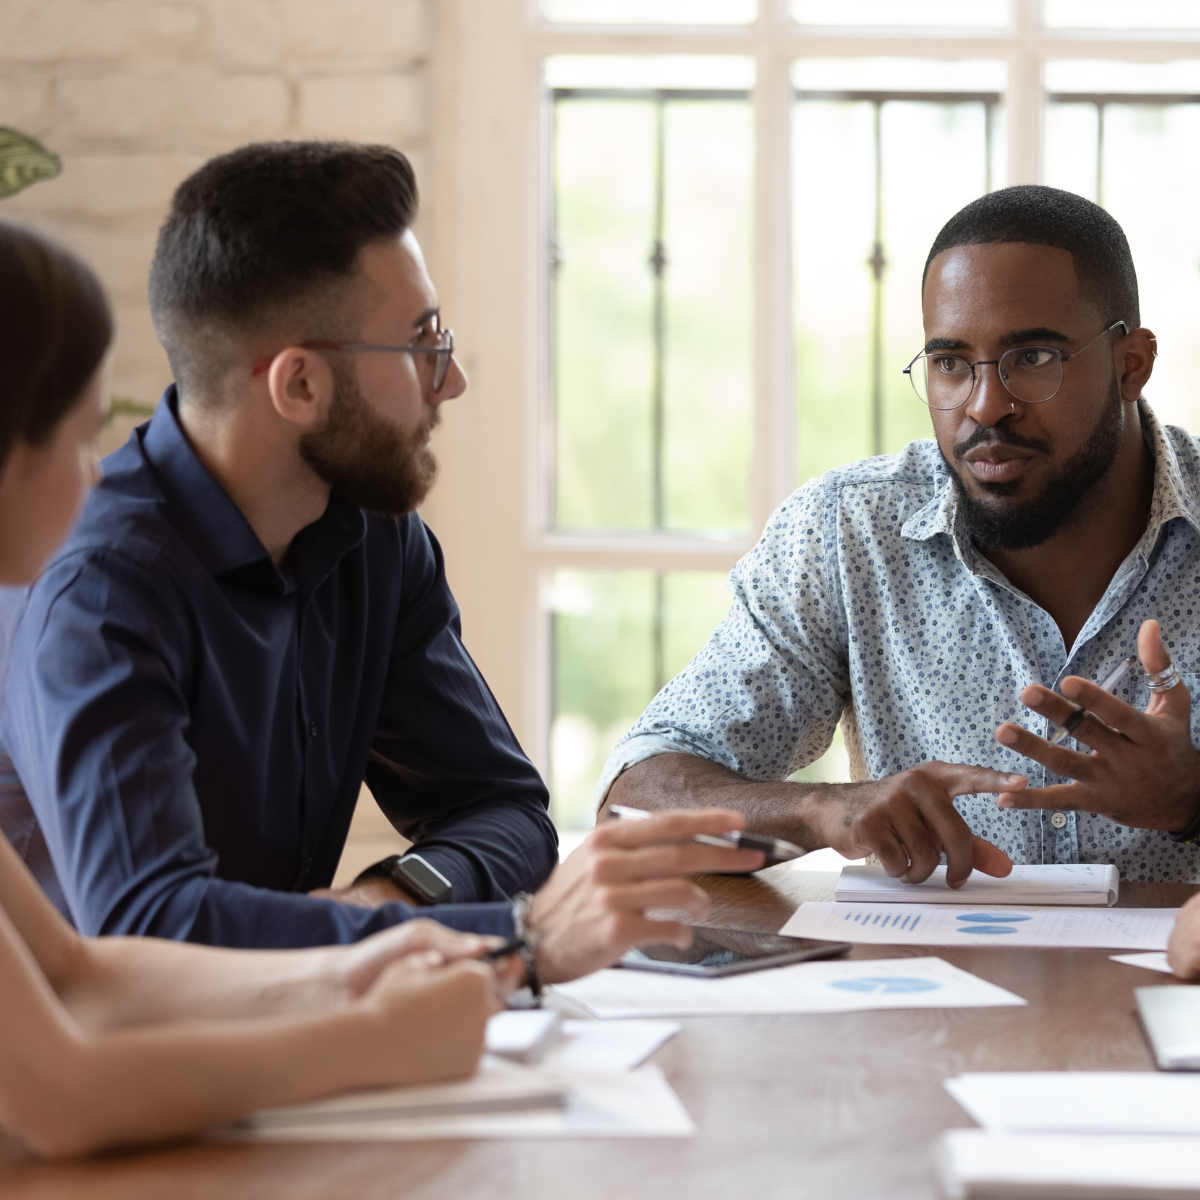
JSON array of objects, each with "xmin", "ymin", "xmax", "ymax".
[{"xmin": 600, "ymin": 404, "xmax": 1200, "ymax": 882}]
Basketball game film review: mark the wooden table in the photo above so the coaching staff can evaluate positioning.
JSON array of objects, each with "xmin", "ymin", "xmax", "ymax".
[{"xmin": 1, "ymin": 869, "xmax": 1194, "ymax": 1200}]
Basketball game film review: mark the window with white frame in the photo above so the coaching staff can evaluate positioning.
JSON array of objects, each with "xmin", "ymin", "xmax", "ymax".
[{"xmin": 529, "ymin": 0, "xmax": 1200, "ymax": 832}]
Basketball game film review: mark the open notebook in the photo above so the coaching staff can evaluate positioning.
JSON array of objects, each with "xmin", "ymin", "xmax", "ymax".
[{"xmin": 835, "ymin": 863, "xmax": 1119, "ymax": 906}]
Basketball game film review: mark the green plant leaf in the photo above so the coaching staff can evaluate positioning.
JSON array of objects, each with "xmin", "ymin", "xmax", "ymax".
[{"xmin": 0, "ymin": 128, "xmax": 62, "ymax": 199}]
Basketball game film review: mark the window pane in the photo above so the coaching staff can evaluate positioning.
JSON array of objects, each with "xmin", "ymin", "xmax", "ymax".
[
  {"xmin": 793, "ymin": 60, "xmax": 1005, "ymax": 484},
  {"xmin": 793, "ymin": 0, "xmax": 1007, "ymax": 27},
  {"xmin": 547, "ymin": 569, "xmax": 732, "ymax": 830},
  {"xmin": 542, "ymin": 0, "xmax": 755, "ymax": 24},
  {"xmin": 1044, "ymin": 0, "xmax": 1200, "ymax": 29},
  {"xmin": 550, "ymin": 59, "xmax": 753, "ymax": 532},
  {"xmin": 1045, "ymin": 62, "xmax": 1200, "ymax": 434},
  {"xmin": 554, "ymin": 99, "xmax": 656, "ymax": 529},
  {"xmin": 661, "ymin": 101, "xmax": 753, "ymax": 531}
]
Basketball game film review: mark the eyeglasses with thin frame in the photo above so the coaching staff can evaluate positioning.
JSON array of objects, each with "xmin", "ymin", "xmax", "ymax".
[
  {"xmin": 250, "ymin": 326, "xmax": 456, "ymax": 392},
  {"xmin": 903, "ymin": 320, "xmax": 1128, "ymax": 411}
]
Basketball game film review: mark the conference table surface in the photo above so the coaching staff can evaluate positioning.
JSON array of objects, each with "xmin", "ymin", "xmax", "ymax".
[{"xmin": 1, "ymin": 868, "xmax": 1194, "ymax": 1200}]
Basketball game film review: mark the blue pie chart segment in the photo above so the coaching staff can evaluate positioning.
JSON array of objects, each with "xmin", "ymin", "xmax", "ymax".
[
  {"xmin": 956, "ymin": 925, "xmax": 1019, "ymax": 935},
  {"xmin": 830, "ymin": 977, "xmax": 941, "ymax": 994},
  {"xmin": 956, "ymin": 913, "xmax": 1033, "ymax": 922}
]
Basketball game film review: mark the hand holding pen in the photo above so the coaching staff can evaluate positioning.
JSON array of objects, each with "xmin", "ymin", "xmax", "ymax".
[
  {"xmin": 1047, "ymin": 654, "xmax": 1137, "ymax": 746},
  {"xmin": 611, "ymin": 804, "xmax": 808, "ymax": 864}
]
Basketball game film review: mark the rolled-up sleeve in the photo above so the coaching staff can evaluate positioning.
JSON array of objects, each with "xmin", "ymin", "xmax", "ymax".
[{"xmin": 596, "ymin": 479, "xmax": 853, "ymax": 804}]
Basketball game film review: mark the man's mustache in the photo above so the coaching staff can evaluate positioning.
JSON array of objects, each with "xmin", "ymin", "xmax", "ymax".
[{"xmin": 953, "ymin": 424, "xmax": 1050, "ymax": 462}]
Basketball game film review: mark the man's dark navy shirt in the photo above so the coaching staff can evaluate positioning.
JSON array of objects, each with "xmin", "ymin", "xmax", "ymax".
[{"xmin": 0, "ymin": 389, "xmax": 556, "ymax": 946}]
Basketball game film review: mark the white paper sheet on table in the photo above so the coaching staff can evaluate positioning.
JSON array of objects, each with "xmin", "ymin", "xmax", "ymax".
[
  {"xmin": 550, "ymin": 955, "xmax": 1024, "ymax": 1018},
  {"xmin": 935, "ymin": 1130, "xmax": 1200, "ymax": 1200},
  {"xmin": 945, "ymin": 1073, "xmax": 1200, "ymax": 1135},
  {"xmin": 1112, "ymin": 951, "xmax": 1174, "ymax": 974},
  {"xmin": 218, "ymin": 1063, "xmax": 694, "ymax": 1142},
  {"xmin": 835, "ymin": 863, "xmax": 1119, "ymax": 906},
  {"xmin": 543, "ymin": 1020, "xmax": 679, "ymax": 1072},
  {"xmin": 779, "ymin": 901, "xmax": 1175, "ymax": 949}
]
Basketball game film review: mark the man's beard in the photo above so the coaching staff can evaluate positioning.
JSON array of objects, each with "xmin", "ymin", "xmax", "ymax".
[
  {"xmin": 299, "ymin": 360, "xmax": 438, "ymax": 517},
  {"xmin": 943, "ymin": 381, "xmax": 1123, "ymax": 552}
]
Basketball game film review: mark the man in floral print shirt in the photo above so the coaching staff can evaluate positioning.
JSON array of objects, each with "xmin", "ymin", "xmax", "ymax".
[{"xmin": 601, "ymin": 185, "xmax": 1200, "ymax": 886}]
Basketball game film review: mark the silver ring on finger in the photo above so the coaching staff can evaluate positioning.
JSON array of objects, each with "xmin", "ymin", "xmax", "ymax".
[{"xmin": 1146, "ymin": 661, "xmax": 1184, "ymax": 692}]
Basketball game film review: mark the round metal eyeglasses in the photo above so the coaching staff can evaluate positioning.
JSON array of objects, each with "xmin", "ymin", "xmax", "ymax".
[{"xmin": 903, "ymin": 320, "xmax": 1128, "ymax": 411}]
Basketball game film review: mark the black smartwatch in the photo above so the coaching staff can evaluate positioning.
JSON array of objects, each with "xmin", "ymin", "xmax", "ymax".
[{"xmin": 354, "ymin": 853, "xmax": 453, "ymax": 905}]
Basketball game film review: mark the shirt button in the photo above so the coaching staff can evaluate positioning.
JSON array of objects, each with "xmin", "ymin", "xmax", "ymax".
[
  {"xmin": 309, "ymin": 720, "xmax": 318, "ymax": 738},
  {"xmin": 1051, "ymin": 812, "xmax": 1068, "ymax": 829}
]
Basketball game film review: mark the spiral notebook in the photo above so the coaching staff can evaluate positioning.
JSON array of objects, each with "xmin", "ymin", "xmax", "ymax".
[{"xmin": 834, "ymin": 862, "xmax": 1120, "ymax": 906}]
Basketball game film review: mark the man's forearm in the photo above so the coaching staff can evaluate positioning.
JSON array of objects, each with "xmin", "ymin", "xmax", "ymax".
[{"xmin": 602, "ymin": 753, "xmax": 835, "ymax": 848}]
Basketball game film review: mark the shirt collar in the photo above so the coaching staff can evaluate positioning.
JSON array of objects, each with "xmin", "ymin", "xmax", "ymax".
[
  {"xmin": 900, "ymin": 401, "xmax": 1200, "ymax": 557},
  {"xmin": 141, "ymin": 387, "xmax": 367, "ymax": 594}
]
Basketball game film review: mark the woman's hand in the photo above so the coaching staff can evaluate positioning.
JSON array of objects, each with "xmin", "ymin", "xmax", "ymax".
[
  {"xmin": 360, "ymin": 954, "xmax": 501, "ymax": 1086},
  {"xmin": 338, "ymin": 919, "xmax": 493, "ymax": 1000}
]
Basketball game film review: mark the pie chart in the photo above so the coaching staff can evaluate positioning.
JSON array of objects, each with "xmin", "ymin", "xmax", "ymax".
[{"xmin": 830, "ymin": 976, "xmax": 941, "ymax": 994}]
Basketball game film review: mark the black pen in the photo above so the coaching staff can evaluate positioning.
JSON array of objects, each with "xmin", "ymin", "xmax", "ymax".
[
  {"xmin": 1047, "ymin": 655, "xmax": 1138, "ymax": 746},
  {"xmin": 610, "ymin": 804, "xmax": 807, "ymax": 863},
  {"xmin": 479, "ymin": 936, "xmax": 526, "ymax": 962}
]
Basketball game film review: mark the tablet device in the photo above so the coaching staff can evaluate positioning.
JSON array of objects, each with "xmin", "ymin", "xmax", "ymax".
[{"xmin": 619, "ymin": 926, "xmax": 851, "ymax": 977}]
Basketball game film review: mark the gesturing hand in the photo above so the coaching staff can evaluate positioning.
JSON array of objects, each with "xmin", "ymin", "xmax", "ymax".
[
  {"xmin": 994, "ymin": 619, "xmax": 1200, "ymax": 831},
  {"xmin": 819, "ymin": 762, "xmax": 1024, "ymax": 887},
  {"xmin": 529, "ymin": 808, "xmax": 764, "ymax": 985}
]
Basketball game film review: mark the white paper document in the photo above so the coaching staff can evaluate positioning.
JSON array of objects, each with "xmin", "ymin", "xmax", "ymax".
[
  {"xmin": 936, "ymin": 1130, "xmax": 1200, "ymax": 1200},
  {"xmin": 486, "ymin": 1010, "xmax": 563, "ymax": 1063},
  {"xmin": 1112, "ymin": 951, "xmax": 1174, "ymax": 975},
  {"xmin": 221, "ymin": 1063, "xmax": 693, "ymax": 1142},
  {"xmin": 835, "ymin": 862, "xmax": 1119, "ymax": 906},
  {"xmin": 544, "ymin": 1020, "xmax": 680, "ymax": 1072},
  {"xmin": 945, "ymin": 1073, "xmax": 1200, "ymax": 1135},
  {"xmin": 779, "ymin": 901, "xmax": 1175, "ymax": 949},
  {"xmin": 551, "ymin": 955, "xmax": 1023, "ymax": 1018}
]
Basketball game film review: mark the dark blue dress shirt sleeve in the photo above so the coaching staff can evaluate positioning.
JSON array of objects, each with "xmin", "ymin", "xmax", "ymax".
[
  {"xmin": 0, "ymin": 548, "xmax": 517, "ymax": 947},
  {"xmin": 0, "ymin": 392, "xmax": 554, "ymax": 949},
  {"xmin": 364, "ymin": 521, "xmax": 558, "ymax": 902}
]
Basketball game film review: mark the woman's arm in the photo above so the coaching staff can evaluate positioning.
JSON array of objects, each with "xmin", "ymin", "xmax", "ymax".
[
  {"xmin": 0, "ymin": 832, "xmax": 492, "ymax": 1029},
  {"xmin": 0, "ymin": 900, "xmax": 497, "ymax": 1158}
]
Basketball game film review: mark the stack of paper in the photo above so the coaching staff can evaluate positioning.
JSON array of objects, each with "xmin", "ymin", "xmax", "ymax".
[
  {"xmin": 835, "ymin": 863, "xmax": 1120, "ymax": 906},
  {"xmin": 218, "ymin": 1018, "xmax": 691, "ymax": 1142},
  {"xmin": 945, "ymin": 1073, "xmax": 1200, "ymax": 1135},
  {"xmin": 552, "ymin": 955, "xmax": 1024, "ymax": 1018},
  {"xmin": 780, "ymin": 902, "xmax": 1175, "ymax": 949},
  {"xmin": 936, "ymin": 1130, "xmax": 1200, "ymax": 1199},
  {"xmin": 938, "ymin": 1073, "xmax": 1200, "ymax": 1197}
]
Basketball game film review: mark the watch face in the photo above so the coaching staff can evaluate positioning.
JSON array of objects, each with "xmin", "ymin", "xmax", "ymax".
[{"xmin": 394, "ymin": 855, "xmax": 453, "ymax": 905}]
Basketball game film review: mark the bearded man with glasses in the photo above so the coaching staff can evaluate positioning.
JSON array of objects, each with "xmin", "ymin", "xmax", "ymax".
[
  {"xmin": 0, "ymin": 142, "xmax": 762, "ymax": 974},
  {"xmin": 603, "ymin": 184, "xmax": 1200, "ymax": 893}
]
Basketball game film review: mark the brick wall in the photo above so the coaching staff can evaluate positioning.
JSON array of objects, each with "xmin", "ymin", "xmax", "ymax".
[{"xmin": 0, "ymin": 0, "xmax": 431, "ymax": 437}]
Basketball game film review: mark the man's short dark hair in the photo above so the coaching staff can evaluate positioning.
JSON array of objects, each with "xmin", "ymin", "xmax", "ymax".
[
  {"xmin": 923, "ymin": 184, "xmax": 1140, "ymax": 329},
  {"xmin": 148, "ymin": 141, "xmax": 418, "ymax": 399}
]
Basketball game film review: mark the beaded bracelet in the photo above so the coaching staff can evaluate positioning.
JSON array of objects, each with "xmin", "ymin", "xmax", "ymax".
[{"xmin": 512, "ymin": 892, "xmax": 543, "ymax": 1003}]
